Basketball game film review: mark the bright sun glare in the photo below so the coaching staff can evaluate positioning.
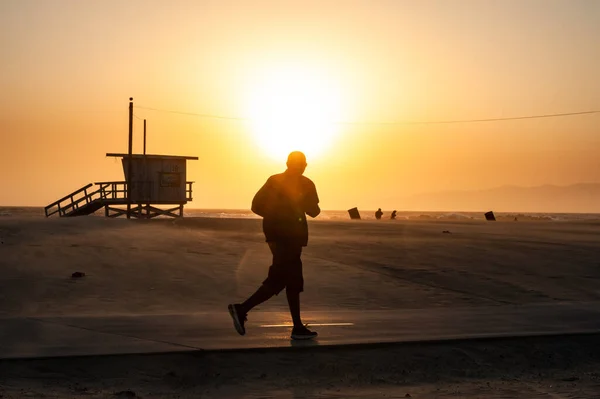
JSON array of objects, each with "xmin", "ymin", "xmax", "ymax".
[{"xmin": 246, "ymin": 65, "xmax": 343, "ymax": 161}]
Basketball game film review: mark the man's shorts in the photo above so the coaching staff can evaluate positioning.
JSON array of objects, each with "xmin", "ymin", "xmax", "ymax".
[{"xmin": 262, "ymin": 241, "xmax": 304, "ymax": 295}]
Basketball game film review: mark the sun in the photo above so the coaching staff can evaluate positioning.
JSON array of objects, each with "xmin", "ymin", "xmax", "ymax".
[{"xmin": 245, "ymin": 65, "xmax": 343, "ymax": 161}]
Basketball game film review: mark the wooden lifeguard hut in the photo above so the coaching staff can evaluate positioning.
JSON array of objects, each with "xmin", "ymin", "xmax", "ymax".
[
  {"xmin": 45, "ymin": 153, "xmax": 198, "ymax": 219},
  {"xmin": 45, "ymin": 98, "xmax": 198, "ymax": 218}
]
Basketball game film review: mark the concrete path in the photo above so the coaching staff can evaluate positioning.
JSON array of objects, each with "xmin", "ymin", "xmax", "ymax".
[{"xmin": 2, "ymin": 301, "xmax": 600, "ymax": 359}]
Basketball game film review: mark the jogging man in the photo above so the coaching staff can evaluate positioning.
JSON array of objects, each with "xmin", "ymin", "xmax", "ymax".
[{"xmin": 228, "ymin": 151, "xmax": 320, "ymax": 340}]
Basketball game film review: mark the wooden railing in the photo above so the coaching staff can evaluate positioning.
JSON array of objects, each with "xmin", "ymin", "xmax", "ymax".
[
  {"xmin": 94, "ymin": 181, "xmax": 193, "ymax": 201},
  {"xmin": 44, "ymin": 184, "xmax": 96, "ymax": 217},
  {"xmin": 186, "ymin": 181, "xmax": 194, "ymax": 201},
  {"xmin": 95, "ymin": 181, "xmax": 128, "ymax": 200}
]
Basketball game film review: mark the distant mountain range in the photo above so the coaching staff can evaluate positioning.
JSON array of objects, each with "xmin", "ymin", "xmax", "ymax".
[{"xmin": 399, "ymin": 183, "xmax": 600, "ymax": 213}]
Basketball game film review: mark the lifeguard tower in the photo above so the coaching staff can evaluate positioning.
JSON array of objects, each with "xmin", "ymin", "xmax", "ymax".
[
  {"xmin": 44, "ymin": 153, "xmax": 198, "ymax": 219},
  {"xmin": 45, "ymin": 98, "xmax": 198, "ymax": 218}
]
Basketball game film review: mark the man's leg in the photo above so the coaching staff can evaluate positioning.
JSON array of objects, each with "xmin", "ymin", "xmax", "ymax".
[
  {"xmin": 278, "ymin": 243, "xmax": 304, "ymax": 327},
  {"xmin": 239, "ymin": 284, "xmax": 273, "ymax": 315},
  {"xmin": 239, "ymin": 242, "xmax": 281, "ymax": 314},
  {"xmin": 286, "ymin": 288, "xmax": 303, "ymax": 328},
  {"xmin": 229, "ymin": 241, "xmax": 284, "ymax": 336},
  {"xmin": 281, "ymin": 244, "xmax": 317, "ymax": 340}
]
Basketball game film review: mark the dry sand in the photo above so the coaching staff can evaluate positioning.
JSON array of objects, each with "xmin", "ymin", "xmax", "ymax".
[
  {"xmin": 3, "ymin": 334, "xmax": 600, "ymax": 398},
  {"xmin": 1, "ymin": 215, "xmax": 600, "ymax": 397}
]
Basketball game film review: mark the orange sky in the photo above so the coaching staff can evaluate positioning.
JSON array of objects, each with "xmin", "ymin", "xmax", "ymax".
[{"xmin": 1, "ymin": 0, "xmax": 599, "ymax": 211}]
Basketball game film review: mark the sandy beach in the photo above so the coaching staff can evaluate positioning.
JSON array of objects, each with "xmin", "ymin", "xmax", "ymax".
[
  {"xmin": 4, "ymin": 0, "xmax": 600, "ymax": 396},
  {"xmin": 1, "ymin": 215, "xmax": 600, "ymax": 397}
]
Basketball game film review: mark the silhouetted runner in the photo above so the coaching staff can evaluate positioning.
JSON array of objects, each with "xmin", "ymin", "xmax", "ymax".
[
  {"xmin": 375, "ymin": 208, "xmax": 383, "ymax": 219},
  {"xmin": 228, "ymin": 151, "xmax": 320, "ymax": 340}
]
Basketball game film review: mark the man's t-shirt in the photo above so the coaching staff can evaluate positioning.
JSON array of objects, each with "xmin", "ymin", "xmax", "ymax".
[{"xmin": 251, "ymin": 172, "xmax": 319, "ymax": 246}]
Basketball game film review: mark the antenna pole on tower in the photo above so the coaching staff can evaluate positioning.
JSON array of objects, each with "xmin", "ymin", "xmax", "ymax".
[{"xmin": 127, "ymin": 97, "xmax": 133, "ymax": 219}]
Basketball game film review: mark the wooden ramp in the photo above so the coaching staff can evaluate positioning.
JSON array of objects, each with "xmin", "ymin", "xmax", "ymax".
[{"xmin": 44, "ymin": 181, "xmax": 194, "ymax": 218}]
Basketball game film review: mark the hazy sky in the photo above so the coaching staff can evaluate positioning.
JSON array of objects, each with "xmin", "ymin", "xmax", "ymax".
[{"xmin": 1, "ymin": 0, "xmax": 599, "ymax": 210}]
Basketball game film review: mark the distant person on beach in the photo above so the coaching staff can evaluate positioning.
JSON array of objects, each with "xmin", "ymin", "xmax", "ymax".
[
  {"xmin": 391, "ymin": 210, "xmax": 397, "ymax": 220},
  {"xmin": 228, "ymin": 151, "xmax": 320, "ymax": 340},
  {"xmin": 375, "ymin": 208, "xmax": 383, "ymax": 220}
]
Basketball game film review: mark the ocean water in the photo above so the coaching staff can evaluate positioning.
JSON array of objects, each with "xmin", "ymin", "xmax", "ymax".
[
  {"xmin": 2, "ymin": 206, "xmax": 599, "ymax": 222},
  {"xmin": 184, "ymin": 209, "xmax": 600, "ymax": 222}
]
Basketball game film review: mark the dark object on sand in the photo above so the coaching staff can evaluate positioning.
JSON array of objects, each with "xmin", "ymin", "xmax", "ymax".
[
  {"xmin": 375, "ymin": 208, "xmax": 383, "ymax": 220},
  {"xmin": 484, "ymin": 211, "xmax": 496, "ymax": 221},
  {"xmin": 71, "ymin": 272, "xmax": 86, "ymax": 278},
  {"xmin": 114, "ymin": 391, "xmax": 137, "ymax": 398},
  {"xmin": 391, "ymin": 210, "xmax": 397, "ymax": 220},
  {"xmin": 442, "ymin": 230, "xmax": 452, "ymax": 234},
  {"xmin": 562, "ymin": 377, "xmax": 579, "ymax": 382},
  {"xmin": 348, "ymin": 207, "xmax": 361, "ymax": 220}
]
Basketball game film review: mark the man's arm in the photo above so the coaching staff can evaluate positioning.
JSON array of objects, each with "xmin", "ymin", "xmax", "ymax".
[
  {"xmin": 304, "ymin": 180, "xmax": 320, "ymax": 218},
  {"xmin": 251, "ymin": 178, "xmax": 273, "ymax": 217}
]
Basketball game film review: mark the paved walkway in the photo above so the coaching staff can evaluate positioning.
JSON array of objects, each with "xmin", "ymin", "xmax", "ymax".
[{"xmin": 2, "ymin": 302, "xmax": 600, "ymax": 359}]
